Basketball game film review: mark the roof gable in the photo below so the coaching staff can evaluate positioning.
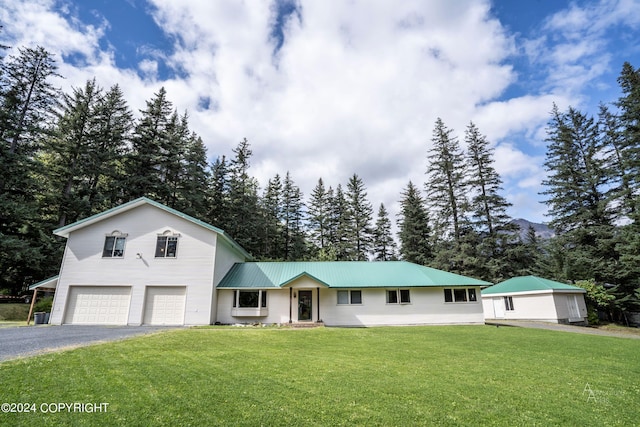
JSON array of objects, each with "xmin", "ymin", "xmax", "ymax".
[
  {"xmin": 52, "ymin": 197, "xmax": 252, "ymax": 260},
  {"xmin": 218, "ymin": 261, "xmax": 491, "ymax": 289},
  {"xmin": 481, "ymin": 275, "xmax": 586, "ymax": 295}
]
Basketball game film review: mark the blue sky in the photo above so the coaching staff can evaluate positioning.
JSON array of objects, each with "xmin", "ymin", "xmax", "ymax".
[{"xmin": 1, "ymin": 0, "xmax": 640, "ymax": 225}]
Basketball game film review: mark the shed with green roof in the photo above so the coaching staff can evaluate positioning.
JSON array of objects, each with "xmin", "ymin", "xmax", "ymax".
[{"xmin": 481, "ymin": 276, "xmax": 587, "ymax": 324}]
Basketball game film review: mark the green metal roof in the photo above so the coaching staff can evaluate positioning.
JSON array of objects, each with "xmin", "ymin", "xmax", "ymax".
[
  {"xmin": 29, "ymin": 276, "xmax": 59, "ymax": 290},
  {"xmin": 217, "ymin": 261, "xmax": 491, "ymax": 289},
  {"xmin": 481, "ymin": 275, "xmax": 586, "ymax": 295},
  {"xmin": 52, "ymin": 197, "xmax": 253, "ymax": 260}
]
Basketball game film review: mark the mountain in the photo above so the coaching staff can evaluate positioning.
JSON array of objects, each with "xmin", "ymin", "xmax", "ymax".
[{"xmin": 510, "ymin": 218, "xmax": 556, "ymax": 241}]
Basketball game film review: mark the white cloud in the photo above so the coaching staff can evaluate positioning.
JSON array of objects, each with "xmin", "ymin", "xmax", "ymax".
[{"xmin": 2, "ymin": 0, "xmax": 636, "ymax": 228}]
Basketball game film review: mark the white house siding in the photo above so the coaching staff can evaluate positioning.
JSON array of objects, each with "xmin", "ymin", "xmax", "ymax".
[
  {"xmin": 50, "ymin": 204, "xmax": 226, "ymax": 325},
  {"xmin": 210, "ymin": 239, "xmax": 247, "ymax": 324},
  {"xmin": 216, "ymin": 286, "xmax": 484, "ymax": 326},
  {"xmin": 320, "ymin": 287, "xmax": 484, "ymax": 326}
]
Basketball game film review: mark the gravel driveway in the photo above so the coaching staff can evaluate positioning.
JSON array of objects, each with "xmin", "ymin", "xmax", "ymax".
[{"xmin": 0, "ymin": 325, "xmax": 176, "ymax": 362}]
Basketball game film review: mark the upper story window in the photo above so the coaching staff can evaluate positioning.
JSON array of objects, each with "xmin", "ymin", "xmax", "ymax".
[
  {"xmin": 155, "ymin": 231, "xmax": 180, "ymax": 258},
  {"xmin": 102, "ymin": 231, "xmax": 127, "ymax": 258}
]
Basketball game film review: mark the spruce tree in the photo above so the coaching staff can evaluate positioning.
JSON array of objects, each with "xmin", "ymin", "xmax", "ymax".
[
  {"xmin": 397, "ymin": 182, "xmax": 432, "ymax": 265},
  {"xmin": 464, "ymin": 121, "xmax": 513, "ymax": 236},
  {"xmin": 329, "ymin": 184, "xmax": 352, "ymax": 260},
  {"xmin": 227, "ymin": 138, "xmax": 261, "ymax": 255},
  {"xmin": 372, "ymin": 203, "xmax": 397, "ymax": 261},
  {"xmin": 307, "ymin": 178, "xmax": 331, "ymax": 252},
  {"xmin": 614, "ymin": 62, "xmax": 640, "ymax": 221},
  {"xmin": 261, "ymin": 174, "xmax": 283, "ymax": 259},
  {"xmin": 207, "ymin": 155, "xmax": 230, "ymax": 229},
  {"xmin": 125, "ymin": 87, "xmax": 175, "ymax": 202},
  {"xmin": 0, "ymin": 46, "xmax": 61, "ymax": 294},
  {"xmin": 425, "ymin": 118, "xmax": 469, "ymax": 241},
  {"xmin": 282, "ymin": 172, "xmax": 306, "ymax": 260},
  {"xmin": 346, "ymin": 174, "xmax": 373, "ymax": 260}
]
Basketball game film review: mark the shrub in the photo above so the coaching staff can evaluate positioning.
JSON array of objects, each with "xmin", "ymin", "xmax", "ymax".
[{"xmin": 33, "ymin": 297, "xmax": 53, "ymax": 313}]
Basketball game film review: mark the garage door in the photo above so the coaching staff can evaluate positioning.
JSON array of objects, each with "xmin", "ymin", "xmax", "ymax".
[
  {"xmin": 64, "ymin": 286, "xmax": 131, "ymax": 325},
  {"xmin": 143, "ymin": 286, "xmax": 186, "ymax": 325}
]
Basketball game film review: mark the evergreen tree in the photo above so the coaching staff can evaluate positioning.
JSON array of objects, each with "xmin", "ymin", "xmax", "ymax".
[
  {"xmin": 227, "ymin": 138, "xmax": 261, "ymax": 255},
  {"xmin": 397, "ymin": 182, "xmax": 432, "ymax": 265},
  {"xmin": 542, "ymin": 105, "xmax": 611, "ymax": 232},
  {"xmin": 541, "ymin": 105, "xmax": 618, "ymax": 284},
  {"xmin": 328, "ymin": 184, "xmax": 352, "ymax": 260},
  {"xmin": 614, "ymin": 62, "xmax": 640, "ymax": 221},
  {"xmin": 307, "ymin": 178, "xmax": 331, "ymax": 252},
  {"xmin": 372, "ymin": 203, "xmax": 396, "ymax": 261},
  {"xmin": 43, "ymin": 79, "xmax": 104, "ymax": 227},
  {"xmin": 261, "ymin": 174, "xmax": 283, "ymax": 259},
  {"xmin": 346, "ymin": 174, "xmax": 373, "ymax": 260},
  {"xmin": 207, "ymin": 155, "xmax": 230, "ymax": 229},
  {"xmin": 86, "ymin": 84, "xmax": 133, "ymax": 210},
  {"xmin": 0, "ymin": 46, "xmax": 60, "ymax": 294},
  {"xmin": 464, "ymin": 121, "xmax": 513, "ymax": 236},
  {"xmin": 125, "ymin": 87, "xmax": 175, "ymax": 202},
  {"xmin": 176, "ymin": 130, "xmax": 210, "ymax": 218},
  {"xmin": 426, "ymin": 118, "xmax": 469, "ymax": 241},
  {"xmin": 282, "ymin": 172, "xmax": 306, "ymax": 260}
]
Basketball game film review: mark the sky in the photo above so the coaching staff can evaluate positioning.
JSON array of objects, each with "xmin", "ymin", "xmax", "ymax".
[{"xmin": 1, "ymin": 0, "xmax": 640, "ymax": 225}]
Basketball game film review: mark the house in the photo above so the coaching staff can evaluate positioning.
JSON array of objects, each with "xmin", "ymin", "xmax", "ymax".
[
  {"xmin": 481, "ymin": 275, "xmax": 588, "ymax": 324},
  {"xmin": 47, "ymin": 197, "xmax": 490, "ymax": 326},
  {"xmin": 217, "ymin": 261, "xmax": 489, "ymax": 326}
]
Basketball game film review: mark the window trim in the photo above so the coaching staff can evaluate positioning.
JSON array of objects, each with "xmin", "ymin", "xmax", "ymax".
[
  {"xmin": 337, "ymin": 290, "xmax": 362, "ymax": 305},
  {"xmin": 102, "ymin": 231, "xmax": 128, "ymax": 258},
  {"xmin": 231, "ymin": 290, "xmax": 268, "ymax": 317},
  {"xmin": 443, "ymin": 288, "xmax": 478, "ymax": 303},
  {"xmin": 155, "ymin": 231, "xmax": 180, "ymax": 258},
  {"xmin": 386, "ymin": 289, "xmax": 411, "ymax": 304}
]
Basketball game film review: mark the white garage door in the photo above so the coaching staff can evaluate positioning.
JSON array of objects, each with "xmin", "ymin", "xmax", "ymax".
[
  {"xmin": 143, "ymin": 286, "xmax": 186, "ymax": 325},
  {"xmin": 64, "ymin": 286, "xmax": 131, "ymax": 325}
]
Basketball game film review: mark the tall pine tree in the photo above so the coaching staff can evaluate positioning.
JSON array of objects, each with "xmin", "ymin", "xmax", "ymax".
[{"xmin": 397, "ymin": 181, "xmax": 432, "ymax": 265}]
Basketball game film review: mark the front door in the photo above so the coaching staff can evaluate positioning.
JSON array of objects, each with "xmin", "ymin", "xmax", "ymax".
[
  {"xmin": 298, "ymin": 290, "xmax": 312, "ymax": 321},
  {"xmin": 493, "ymin": 297, "xmax": 505, "ymax": 319}
]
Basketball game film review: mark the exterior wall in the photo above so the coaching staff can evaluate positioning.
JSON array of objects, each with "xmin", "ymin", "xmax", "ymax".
[
  {"xmin": 482, "ymin": 292, "xmax": 587, "ymax": 323},
  {"xmin": 50, "ymin": 204, "xmax": 225, "ymax": 325},
  {"xmin": 216, "ymin": 285, "xmax": 484, "ymax": 326},
  {"xmin": 552, "ymin": 293, "xmax": 588, "ymax": 323},
  {"xmin": 320, "ymin": 287, "xmax": 484, "ymax": 326},
  {"xmin": 210, "ymin": 241, "xmax": 247, "ymax": 324}
]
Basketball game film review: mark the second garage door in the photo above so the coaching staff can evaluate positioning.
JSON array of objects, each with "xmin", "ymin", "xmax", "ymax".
[
  {"xmin": 143, "ymin": 286, "xmax": 186, "ymax": 325},
  {"xmin": 64, "ymin": 286, "xmax": 131, "ymax": 325}
]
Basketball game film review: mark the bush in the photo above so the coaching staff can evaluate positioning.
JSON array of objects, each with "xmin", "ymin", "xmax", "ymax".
[
  {"xmin": 0, "ymin": 304, "xmax": 30, "ymax": 321},
  {"xmin": 33, "ymin": 297, "xmax": 53, "ymax": 313}
]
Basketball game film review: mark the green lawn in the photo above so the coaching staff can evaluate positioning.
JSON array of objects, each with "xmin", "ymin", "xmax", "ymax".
[
  {"xmin": 0, "ymin": 303, "xmax": 30, "ymax": 321},
  {"xmin": 1, "ymin": 326, "xmax": 638, "ymax": 426}
]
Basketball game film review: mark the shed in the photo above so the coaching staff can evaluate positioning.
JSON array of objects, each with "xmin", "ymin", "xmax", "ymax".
[{"xmin": 481, "ymin": 275, "xmax": 588, "ymax": 324}]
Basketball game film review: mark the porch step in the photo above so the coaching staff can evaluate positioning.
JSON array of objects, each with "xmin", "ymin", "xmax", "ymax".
[{"xmin": 287, "ymin": 321, "xmax": 324, "ymax": 328}]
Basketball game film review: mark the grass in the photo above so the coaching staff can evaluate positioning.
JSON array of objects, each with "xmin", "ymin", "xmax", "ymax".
[
  {"xmin": 0, "ymin": 303, "xmax": 30, "ymax": 321},
  {"xmin": 0, "ymin": 326, "xmax": 638, "ymax": 426}
]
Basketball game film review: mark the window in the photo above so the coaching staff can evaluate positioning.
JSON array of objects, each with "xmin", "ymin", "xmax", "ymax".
[
  {"xmin": 337, "ymin": 290, "xmax": 362, "ymax": 305},
  {"xmin": 444, "ymin": 288, "xmax": 478, "ymax": 303},
  {"xmin": 233, "ymin": 290, "xmax": 267, "ymax": 308},
  {"xmin": 102, "ymin": 232, "xmax": 127, "ymax": 258},
  {"xmin": 504, "ymin": 296, "xmax": 514, "ymax": 311},
  {"xmin": 387, "ymin": 289, "xmax": 410, "ymax": 304},
  {"xmin": 155, "ymin": 233, "xmax": 179, "ymax": 258}
]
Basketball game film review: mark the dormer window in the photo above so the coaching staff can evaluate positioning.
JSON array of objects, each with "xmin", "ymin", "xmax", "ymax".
[
  {"xmin": 103, "ymin": 231, "xmax": 127, "ymax": 258},
  {"xmin": 155, "ymin": 230, "xmax": 180, "ymax": 258}
]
